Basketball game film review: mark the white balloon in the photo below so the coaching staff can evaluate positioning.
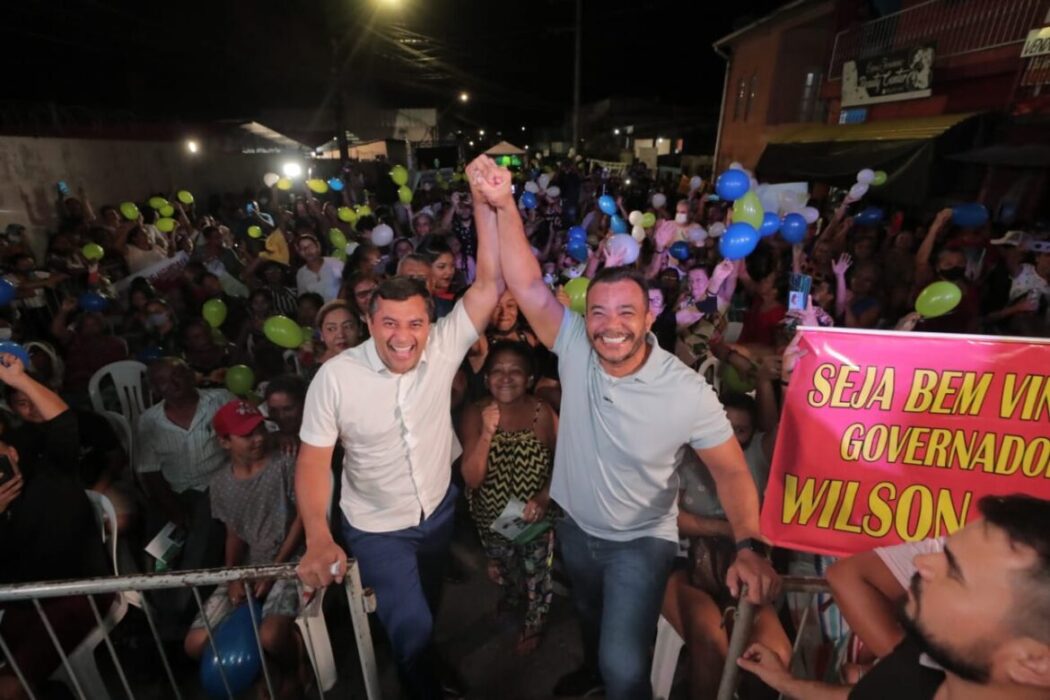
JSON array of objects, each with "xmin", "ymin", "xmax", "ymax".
[
  {"xmin": 538, "ymin": 173, "xmax": 552, "ymax": 190},
  {"xmin": 729, "ymin": 161, "xmax": 743, "ymax": 171},
  {"xmin": 524, "ymin": 181, "xmax": 540, "ymax": 194},
  {"xmin": 628, "ymin": 210, "xmax": 644, "ymax": 226},
  {"xmin": 688, "ymin": 225, "xmax": 708, "ymax": 243},
  {"xmin": 652, "ymin": 193, "xmax": 667, "ymax": 208},
  {"xmin": 689, "ymin": 176, "xmax": 703, "ymax": 191},
  {"xmin": 371, "ymin": 223, "xmax": 394, "ymax": 247},
  {"xmin": 708, "ymin": 221, "xmax": 726, "ymax": 238},
  {"xmin": 606, "ymin": 233, "xmax": 640, "ymax": 265},
  {"xmin": 848, "ymin": 182, "xmax": 869, "ymax": 201},
  {"xmin": 856, "ymin": 168, "xmax": 875, "ymax": 185},
  {"xmin": 545, "ymin": 185, "xmax": 561, "ymax": 198},
  {"xmin": 263, "ymin": 172, "xmax": 279, "ymax": 187},
  {"xmin": 749, "ymin": 177, "xmax": 759, "ymax": 192},
  {"xmin": 631, "ymin": 225, "xmax": 646, "ymax": 242},
  {"xmin": 801, "ymin": 206, "xmax": 820, "ymax": 224}
]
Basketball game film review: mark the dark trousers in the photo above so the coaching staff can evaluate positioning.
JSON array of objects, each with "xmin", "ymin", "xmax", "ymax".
[
  {"xmin": 556, "ymin": 515, "xmax": 677, "ymax": 700},
  {"xmin": 342, "ymin": 484, "xmax": 458, "ymax": 700}
]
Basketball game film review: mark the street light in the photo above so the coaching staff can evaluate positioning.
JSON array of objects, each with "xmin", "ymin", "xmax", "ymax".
[
  {"xmin": 479, "ymin": 129, "xmax": 485, "ymax": 136},
  {"xmin": 282, "ymin": 162, "xmax": 302, "ymax": 178},
  {"xmin": 613, "ymin": 128, "xmax": 620, "ymax": 136},
  {"xmin": 458, "ymin": 91, "xmax": 469, "ymax": 103},
  {"xmin": 469, "ymin": 140, "xmax": 475, "ymax": 147},
  {"xmin": 521, "ymin": 126, "xmax": 526, "ymax": 132},
  {"xmin": 186, "ymin": 139, "xmax": 199, "ymax": 154}
]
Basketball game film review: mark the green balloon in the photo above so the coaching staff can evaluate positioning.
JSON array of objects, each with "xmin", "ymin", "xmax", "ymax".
[
  {"xmin": 148, "ymin": 196, "xmax": 169, "ymax": 210},
  {"xmin": 159, "ymin": 204, "xmax": 175, "ymax": 218},
  {"xmin": 564, "ymin": 277, "xmax": 590, "ymax": 315},
  {"xmin": 872, "ymin": 170, "xmax": 888, "ymax": 186},
  {"xmin": 156, "ymin": 217, "xmax": 176, "ymax": 233},
  {"xmin": 356, "ymin": 205, "xmax": 372, "ymax": 218},
  {"xmin": 263, "ymin": 315, "xmax": 304, "ymax": 349},
  {"xmin": 641, "ymin": 212, "xmax": 656, "ymax": 228},
  {"xmin": 337, "ymin": 206, "xmax": 355, "ymax": 223},
  {"xmin": 202, "ymin": 298, "xmax": 228, "ymax": 328},
  {"xmin": 225, "ymin": 364, "xmax": 255, "ymax": 396},
  {"xmin": 722, "ymin": 363, "xmax": 755, "ymax": 395},
  {"xmin": 390, "ymin": 165, "xmax": 409, "ymax": 186},
  {"xmin": 329, "ymin": 228, "xmax": 347, "ymax": 250},
  {"xmin": 119, "ymin": 201, "xmax": 140, "ymax": 221},
  {"xmin": 915, "ymin": 281, "xmax": 962, "ymax": 319},
  {"xmin": 247, "ymin": 225, "xmax": 263, "ymax": 239},
  {"xmin": 82, "ymin": 243, "xmax": 104, "ymax": 261},
  {"xmin": 176, "ymin": 190, "xmax": 194, "ymax": 205},
  {"xmin": 398, "ymin": 185, "xmax": 413, "ymax": 204},
  {"xmin": 732, "ymin": 191, "xmax": 764, "ymax": 229}
]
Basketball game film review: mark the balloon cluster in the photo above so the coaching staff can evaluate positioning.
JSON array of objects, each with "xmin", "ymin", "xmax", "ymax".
[{"xmin": 390, "ymin": 165, "xmax": 412, "ymax": 205}]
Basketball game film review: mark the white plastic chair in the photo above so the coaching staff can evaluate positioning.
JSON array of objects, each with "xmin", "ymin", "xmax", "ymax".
[
  {"xmin": 51, "ymin": 491, "xmax": 130, "ymax": 700},
  {"xmin": 651, "ymin": 615, "xmax": 685, "ymax": 700},
  {"xmin": 88, "ymin": 360, "xmax": 151, "ymax": 426},
  {"xmin": 295, "ymin": 588, "xmax": 338, "ymax": 692},
  {"xmin": 695, "ymin": 355, "xmax": 722, "ymax": 395}
]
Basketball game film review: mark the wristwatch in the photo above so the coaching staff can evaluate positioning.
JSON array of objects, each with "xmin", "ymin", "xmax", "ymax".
[{"xmin": 735, "ymin": 538, "xmax": 771, "ymax": 558}]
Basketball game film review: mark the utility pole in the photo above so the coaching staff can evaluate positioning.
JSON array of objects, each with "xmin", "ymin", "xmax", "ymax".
[{"xmin": 572, "ymin": 0, "xmax": 582, "ymax": 149}]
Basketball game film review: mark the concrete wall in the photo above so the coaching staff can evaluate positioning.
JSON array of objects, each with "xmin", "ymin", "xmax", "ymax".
[{"xmin": 0, "ymin": 135, "xmax": 302, "ymax": 256}]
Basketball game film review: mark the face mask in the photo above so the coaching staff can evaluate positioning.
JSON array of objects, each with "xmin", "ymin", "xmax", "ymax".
[
  {"xmin": 675, "ymin": 213, "xmax": 689, "ymax": 225},
  {"xmin": 147, "ymin": 313, "xmax": 169, "ymax": 328},
  {"xmin": 938, "ymin": 267, "xmax": 965, "ymax": 281},
  {"xmin": 0, "ymin": 328, "xmax": 13, "ymax": 341}
]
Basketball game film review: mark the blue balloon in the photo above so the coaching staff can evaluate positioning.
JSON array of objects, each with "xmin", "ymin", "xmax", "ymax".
[
  {"xmin": 0, "ymin": 280, "xmax": 14, "ymax": 307},
  {"xmin": 567, "ymin": 226, "xmax": 587, "ymax": 244},
  {"xmin": 0, "ymin": 342, "xmax": 30, "ymax": 368},
  {"xmin": 521, "ymin": 191, "xmax": 538, "ymax": 210},
  {"xmin": 78, "ymin": 291, "xmax": 110, "ymax": 312},
  {"xmin": 952, "ymin": 203, "xmax": 989, "ymax": 229},
  {"xmin": 758, "ymin": 212, "xmax": 780, "ymax": 237},
  {"xmin": 668, "ymin": 241, "xmax": 691, "ymax": 261},
  {"xmin": 610, "ymin": 214, "xmax": 628, "ymax": 234},
  {"xmin": 719, "ymin": 223, "xmax": 759, "ymax": 261},
  {"xmin": 598, "ymin": 195, "xmax": 617, "ymax": 216},
  {"xmin": 714, "ymin": 169, "xmax": 750, "ymax": 202},
  {"xmin": 855, "ymin": 206, "xmax": 884, "ymax": 226},
  {"xmin": 327, "ymin": 177, "xmax": 344, "ymax": 192},
  {"xmin": 780, "ymin": 213, "xmax": 808, "ymax": 244},
  {"xmin": 567, "ymin": 241, "xmax": 589, "ymax": 263},
  {"xmin": 200, "ymin": 602, "xmax": 263, "ymax": 699}
]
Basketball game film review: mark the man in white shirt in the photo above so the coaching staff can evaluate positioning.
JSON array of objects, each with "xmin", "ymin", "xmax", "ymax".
[
  {"xmin": 295, "ymin": 158, "xmax": 503, "ymax": 699},
  {"xmin": 294, "ymin": 233, "xmax": 344, "ymax": 302}
]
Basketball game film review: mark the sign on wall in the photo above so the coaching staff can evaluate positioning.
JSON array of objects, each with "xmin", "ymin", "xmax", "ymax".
[
  {"xmin": 1021, "ymin": 26, "xmax": 1050, "ymax": 58},
  {"xmin": 841, "ymin": 44, "xmax": 935, "ymax": 107}
]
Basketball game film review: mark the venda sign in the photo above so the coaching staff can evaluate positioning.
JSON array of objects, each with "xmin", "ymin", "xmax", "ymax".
[{"xmin": 1021, "ymin": 26, "xmax": 1050, "ymax": 58}]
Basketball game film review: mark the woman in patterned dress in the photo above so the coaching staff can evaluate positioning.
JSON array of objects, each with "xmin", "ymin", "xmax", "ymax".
[{"xmin": 458, "ymin": 341, "xmax": 558, "ymax": 654}]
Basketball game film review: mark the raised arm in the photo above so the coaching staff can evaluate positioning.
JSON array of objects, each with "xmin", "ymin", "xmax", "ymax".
[
  {"xmin": 475, "ymin": 157, "xmax": 565, "ymax": 348},
  {"xmin": 460, "ymin": 157, "xmax": 505, "ymax": 334},
  {"xmin": 915, "ymin": 208, "xmax": 953, "ymax": 283}
]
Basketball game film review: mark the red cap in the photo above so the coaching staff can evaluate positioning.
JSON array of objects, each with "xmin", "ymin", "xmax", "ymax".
[{"xmin": 212, "ymin": 400, "xmax": 265, "ymax": 437}]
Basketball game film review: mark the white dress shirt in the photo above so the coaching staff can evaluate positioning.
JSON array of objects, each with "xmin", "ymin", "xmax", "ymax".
[{"xmin": 300, "ymin": 300, "xmax": 478, "ymax": 532}]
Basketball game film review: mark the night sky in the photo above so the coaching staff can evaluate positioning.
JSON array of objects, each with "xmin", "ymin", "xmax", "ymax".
[{"xmin": 6, "ymin": 0, "xmax": 786, "ymax": 133}]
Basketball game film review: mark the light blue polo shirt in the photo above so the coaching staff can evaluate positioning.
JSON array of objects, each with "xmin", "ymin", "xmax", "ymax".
[{"xmin": 551, "ymin": 308, "xmax": 734, "ymax": 543}]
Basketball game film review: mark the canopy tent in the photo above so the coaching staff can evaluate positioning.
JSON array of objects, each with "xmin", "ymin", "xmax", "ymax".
[
  {"xmin": 756, "ymin": 113, "xmax": 984, "ymax": 205},
  {"xmin": 484, "ymin": 141, "xmax": 527, "ymax": 156},
  {"xmin": 949, "ymin": 143, "xmax": 1050, "ymax": 168}
]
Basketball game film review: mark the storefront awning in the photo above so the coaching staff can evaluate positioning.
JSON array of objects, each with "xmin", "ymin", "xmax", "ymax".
[{"xmin": 757, "ymin": 113, "xmax": 984, "ymax": 205}]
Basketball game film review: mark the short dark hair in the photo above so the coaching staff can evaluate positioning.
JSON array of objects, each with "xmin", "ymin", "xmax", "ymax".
[
  {"xmin": 588, "ymin": 266, "xmax": 650, "ymax": 310},
  {"xmin": 979, "ymin": 494, "xmax": 1050, "ymax": 642},
  {"xmin": 483, "ymin": 340, "xmax": 537, "ymax": 379},
  {"xmin": 417, "ymin": 234, "xmax": 453, "ymax": 263},
  {"xmin": 368, "ymin": 276, "xmax": 433, "ymax": 319},
  {"xmin": 297, "ymin": 292, "xmax": 324, "ymax": 309},
  {"xmin": 398, "ymin": 252, "xmax": 433, "ymax": 272},
  {"xmin": 264, "ymin": 374, "xmax": 307, "ymax": 404},
  {"xmin": 721, "ymin": 392, "xmax": 758, "ymax": 425}
]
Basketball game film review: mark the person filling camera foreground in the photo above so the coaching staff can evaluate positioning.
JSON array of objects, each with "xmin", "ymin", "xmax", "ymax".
[
  {"xmin": 477, "ymin": 153, "xmax": 780, "ymax": 699},
  {"xmin": 294, "ymin": 156, "xmax": 504, "ymax": 699},
  {"xmin": 739, "ymin": 494, "xmax": 1050, "ymax": 700}
]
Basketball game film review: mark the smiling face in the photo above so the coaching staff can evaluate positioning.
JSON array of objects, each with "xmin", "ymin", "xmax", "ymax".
[
  {"xmin": 367, "ymin": 295, "xmax": 430, "ymax": 374},
  {"xmin": 431, "ymin": 252, "xmax": 455, "ymax": 292},
  {"xmin": 586, "ymin": 279, "xmax": 653, "ymax": 375},
  {"xmin": 484, "ymin": 348, "xmax": 531, "ymax": 405},
  {"xmin": 491, "ymin": 292, "xmax": 520, "ymax": 332}
]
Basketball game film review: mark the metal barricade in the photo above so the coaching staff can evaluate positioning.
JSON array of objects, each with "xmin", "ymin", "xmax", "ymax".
[{"xmin": 0, "ymin": 561, "xmax": 381, "ymax": 700}]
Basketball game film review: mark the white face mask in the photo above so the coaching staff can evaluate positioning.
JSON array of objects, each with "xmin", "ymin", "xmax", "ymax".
[
  {"xmin": 675, "ymin": 213, "xmax": 689, "ymax": 225},
  {"xmin": 0, "ymin": 328, "xmax": 12, "ymax": 341}
]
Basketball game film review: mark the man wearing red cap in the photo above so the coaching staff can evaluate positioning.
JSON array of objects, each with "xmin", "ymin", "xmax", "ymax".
[{"xmin": 184, "ymin": 400, "xmax": 304, "ymax": 699}]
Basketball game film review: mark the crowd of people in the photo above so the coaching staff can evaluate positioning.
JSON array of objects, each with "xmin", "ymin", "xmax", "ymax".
[{"xmin": 0, "ymin": 148, "xmax": 1048, "ymax": 700}]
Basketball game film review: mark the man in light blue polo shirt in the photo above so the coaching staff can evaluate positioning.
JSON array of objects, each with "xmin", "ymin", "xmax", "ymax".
[{"xmin": 477, "ymin": 152, "xmax": 780, "ymax": 699}]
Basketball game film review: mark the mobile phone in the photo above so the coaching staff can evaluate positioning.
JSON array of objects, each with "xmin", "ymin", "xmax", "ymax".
[
  {"xmin": 0, "ymin": 455, "xmax": 15, "ymax": 488},
  {"xmin": 788, "ymin": 273, "xmax": 812, "ymax": 313}
]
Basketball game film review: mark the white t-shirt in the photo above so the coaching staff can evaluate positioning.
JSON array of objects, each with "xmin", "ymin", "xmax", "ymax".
[
  {"xmin": 299, "ymin": 300, "xmax": 478, "ymax": 532},
  {"xmin": 126, "ymin": 245, "xmax": 169, "ymax": 275},
  {"xmin": 296, "ymin": 258, "xmax": 345, "ymax": 302}
]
